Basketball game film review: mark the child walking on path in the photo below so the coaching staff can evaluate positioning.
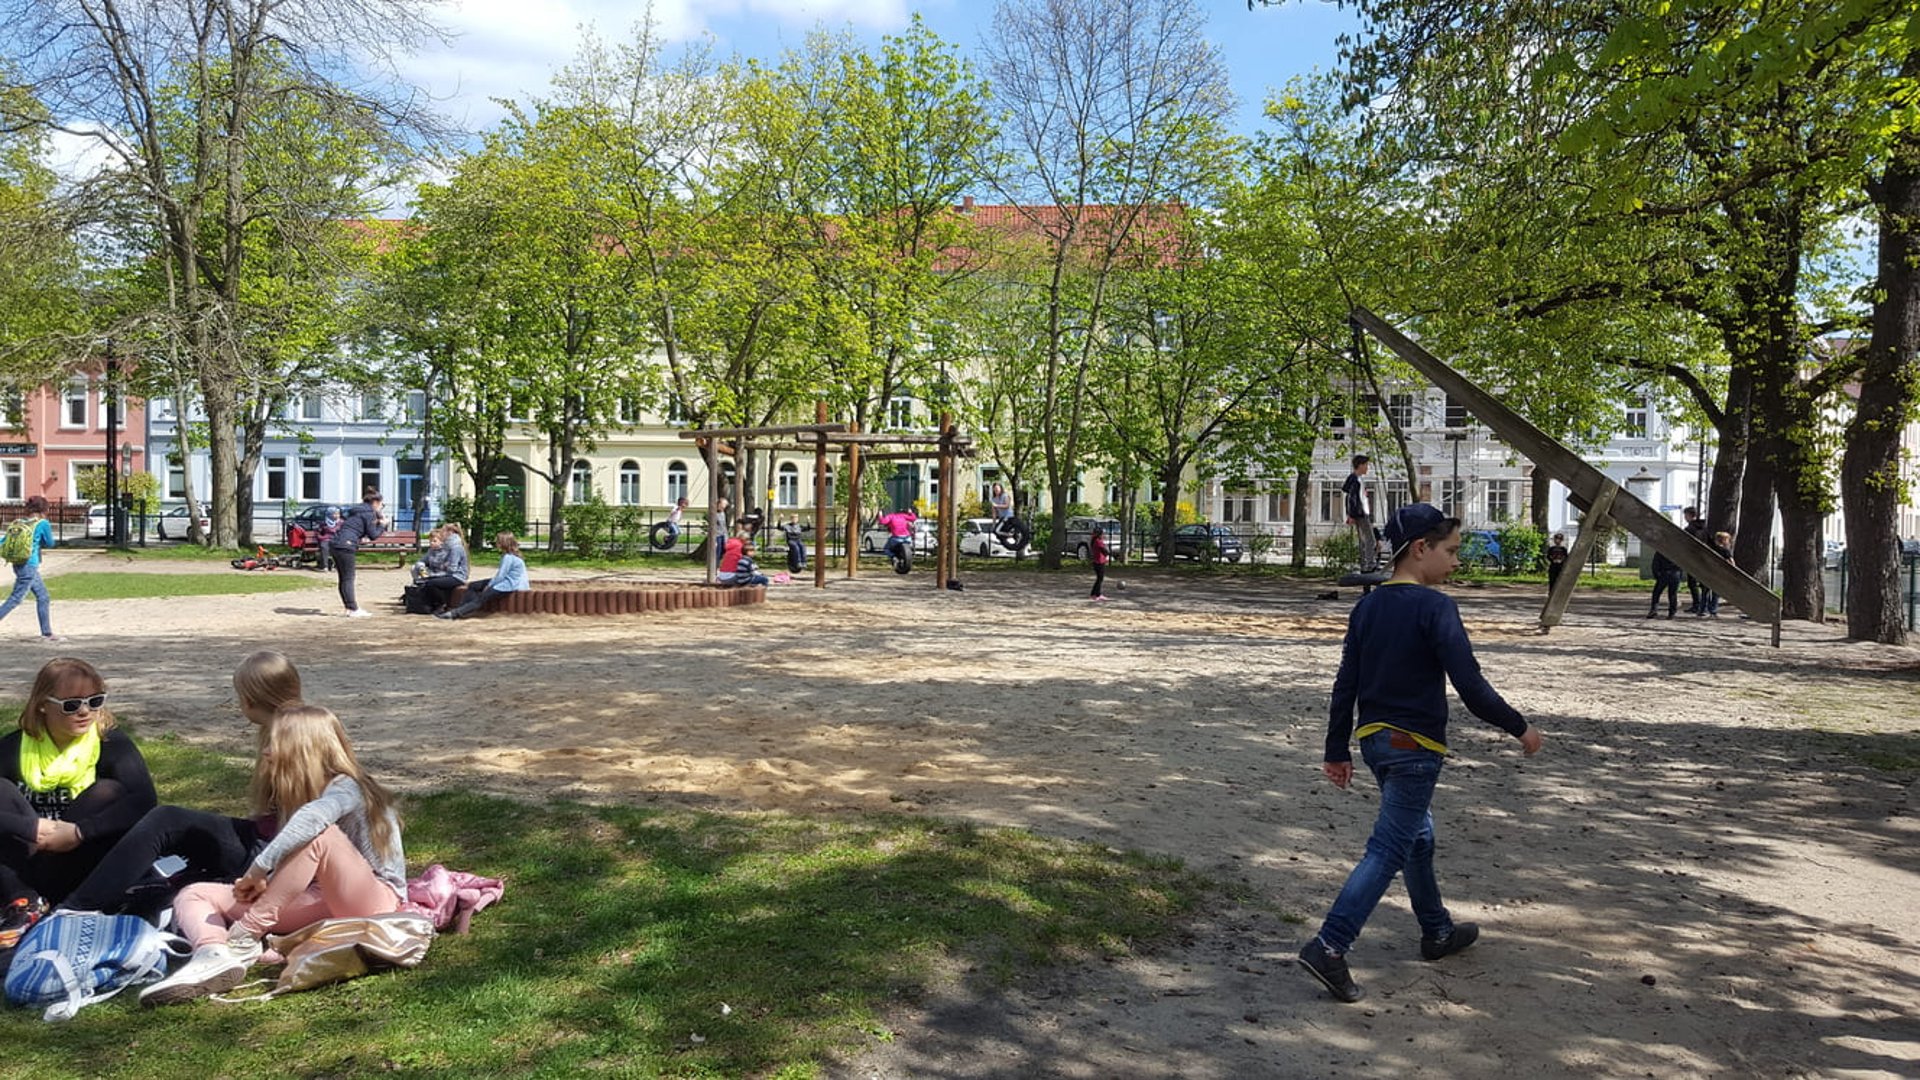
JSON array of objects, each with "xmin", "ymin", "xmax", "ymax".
[
  {"xmin": 0, "ymin": 495, "xmax": 62, "ymax": 641},
  {"xmin": 1299, "ymin": 503, "xmax": 1545, "ymax": 1004},
  {"xmin": 1089, "ymin": 527, "xmax": 1111, "ymax": 600},
  {"xmin": 142, "ymin": 705, "xmax": 405, "ymax": 1005},
  {"xmin": 58, "ymin": 651, "xmax": 303, "ymax": 918}
]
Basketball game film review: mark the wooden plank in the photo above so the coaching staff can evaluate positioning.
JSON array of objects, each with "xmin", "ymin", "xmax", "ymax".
[
  {"xmin": 1541, "ymin": 484, "xmax": 1615, "ymax": 629},
  {"xmin": 1352, "ymin": 307, "xmax": 1782, "ymax": 631},
  {"xmin": 677, "ymin": 423, "xmax": 846, "ymax": 439}
]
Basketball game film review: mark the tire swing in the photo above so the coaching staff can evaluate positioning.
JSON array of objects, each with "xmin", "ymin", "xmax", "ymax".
[
  {"xmin": 995, "ymin": 517, "xmax": 1031, "ymax": 554},
  {"xmin": 648, "ymin": 521, "xmax": 677, "ymax": 550}
]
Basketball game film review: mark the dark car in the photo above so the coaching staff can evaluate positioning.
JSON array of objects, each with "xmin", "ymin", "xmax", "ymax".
[
  {"xmin": 1169, "ymin": 523, "xmax": 1244, "ymax": 563},
  {"xmin": 284, "ymin": 503, "xmax": 343, "ymax": 544}
]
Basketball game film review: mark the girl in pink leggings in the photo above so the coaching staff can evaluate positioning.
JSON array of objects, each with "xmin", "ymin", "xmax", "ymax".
[{"xmin": 141, "ymin": 705, "xmax": 405, "ymax": 1005}]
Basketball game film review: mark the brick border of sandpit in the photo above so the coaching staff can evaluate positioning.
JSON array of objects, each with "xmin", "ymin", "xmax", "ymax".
[{"xmin": 450, "ymin": 581, "xmax": 766, "ymax": 615}]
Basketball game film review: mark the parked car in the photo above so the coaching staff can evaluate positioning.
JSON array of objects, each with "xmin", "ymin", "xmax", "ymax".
[
  {"xmin": 1061, "ymin": 516, "xmax": 1124, "ymax": 560},
  {"xmin": 1459, "ymin": 529, "xmax": 1504, "ymax": 571},
  {"xmin": 860, "ymin": 516, "xmax": 937, "ymax": 556},
  {"xmin": 1168, "ymin": 523, "xmax": 1244, "ymax": 563},
  {"xmin": 154, "ymin": 505, "xmax": 211, "ymax": 540},
  {"xmin": 958, "ymin": 518, "xmax": 1017, "ymax": 557},
  {"xmin": 85, "ymin": 505, "xmax": 108, "ymax": 539},
  {"xmin": 284, "ymin": 503, "xmax": 343, "ymax": 544}
]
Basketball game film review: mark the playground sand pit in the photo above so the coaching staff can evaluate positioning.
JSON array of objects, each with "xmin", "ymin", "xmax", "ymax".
[{"xmin": 23, "ymin": 550, "xmax": 1920, "ymax": 1077}]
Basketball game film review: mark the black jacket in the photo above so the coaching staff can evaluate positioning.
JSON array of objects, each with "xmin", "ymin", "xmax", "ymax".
[
  {"xmin": 0, "ymin": 727, "xmax": 157, "ymax": 845},
  {"xmin": 331, "ymin": 502, "xmax": 386, "ymax": 550}
]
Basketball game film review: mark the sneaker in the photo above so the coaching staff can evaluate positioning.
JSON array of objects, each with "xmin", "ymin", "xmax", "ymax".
[
  {"xmin": 346, "ymin": 608, "xmax": 374, "ymax": 618},
  {"xmin": 140, "ymin": 936, "xmax": 262, "ymax": 1006},
  {"xmin": 1297, "ymin": 937, "xmax": 1364, "ymax": 1003},
  {"xmin": 0, "ymin": 896, "xmax": 48, "ymax": 951},
  {"xmin": 1420, "ymin": 922, "xmax": 1479, "ymax": 961},
  {"xmin": 39, "ymin": 634, "xmax": 67, "ymax": 644}
]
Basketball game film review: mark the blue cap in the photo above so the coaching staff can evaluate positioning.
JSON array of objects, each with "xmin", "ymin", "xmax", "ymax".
[{"xmin": 1384, "ymin": 503, "xmax": 1452, "ymax": 562}]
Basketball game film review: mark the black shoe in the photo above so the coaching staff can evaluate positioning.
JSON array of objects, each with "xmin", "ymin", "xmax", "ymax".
[
  {"xmin": 1420, "ymin": 922, "xmax": 1479, "ymax": 961},
  {"xmin": 1298, "ymin": 938, "xmax": 1364, "ymax": 1002},
  {"xmin": 1645, "ymin": 611, "xmax": 1656, "ymax": 618},
  {"xmin": 0, "ymin": 895, "xmax": 49, "ymax": 951},
  {"xmin": 435, "ymin": 610, "xmax": 454, "ymax": 620}
]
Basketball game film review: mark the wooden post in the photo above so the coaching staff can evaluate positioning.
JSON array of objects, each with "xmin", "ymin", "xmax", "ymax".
[
  {"xmin": 1541, "ymin": 483, "xmax": 1616, "ymax": 629},
  {"xmin": 814, "ymin": 399, "xmax": 828, "ymax": 589},
  {"xmin": 846, "ymin": 421, "xmax": 863, "ymax": 579},
  {"xmin": 702, "ymin": 431, "xmax": 719, "ymax": 585},
  {"xmin": 938, "ymin": 413, "xmax": 957, "ymax": 589}
]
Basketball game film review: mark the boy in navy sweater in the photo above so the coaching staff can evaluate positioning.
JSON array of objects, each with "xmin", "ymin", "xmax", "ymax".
[{"xmin": 1299, "ymin": 503, "xmax": 1545, "ymax": 1003}]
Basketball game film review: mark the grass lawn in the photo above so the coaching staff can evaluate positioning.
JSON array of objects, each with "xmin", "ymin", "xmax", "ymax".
[
  {"xmin": 0, "ymin": 734, "xmax": 1206, "ymax": 1078},
  {"xmin": 46, "ymin": 573, "xmax": 321, "ymax": 601}
]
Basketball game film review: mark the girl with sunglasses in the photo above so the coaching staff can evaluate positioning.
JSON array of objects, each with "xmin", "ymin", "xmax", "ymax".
[
  {"xmin": 59, "ymin": 650, "xmax": 304, "ymax": 920},
  {"xmin": 0, "ymin": 658, "xmax": 157, "ymax": 945}
]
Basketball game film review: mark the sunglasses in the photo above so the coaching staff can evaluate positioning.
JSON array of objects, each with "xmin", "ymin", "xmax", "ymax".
[{"xmin": 50, "ymin": 693, "xmax": 107, "ymax": 715}]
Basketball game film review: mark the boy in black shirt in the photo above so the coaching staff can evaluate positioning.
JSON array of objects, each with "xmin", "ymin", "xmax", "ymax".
[{"xmin": 1298, "ymin": 503, "xmax": 1545, "ymax": 1003}]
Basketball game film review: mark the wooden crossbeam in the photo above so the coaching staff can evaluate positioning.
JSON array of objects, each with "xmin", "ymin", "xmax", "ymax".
[{"xmin": 1351, "ymin": 307, "xmax": 1782, "ymax": 641}]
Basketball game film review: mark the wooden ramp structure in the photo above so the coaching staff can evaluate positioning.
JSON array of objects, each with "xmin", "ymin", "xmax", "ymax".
[{"xmin": 1350, "ymin": 308, "xmax": 1783, "ymax": 646}]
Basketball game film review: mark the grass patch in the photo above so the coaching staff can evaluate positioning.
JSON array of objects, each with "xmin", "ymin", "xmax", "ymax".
[
  {"xmin": 47, "ymin": 573, "xmax": 321, "ymax": 601},
  {"xmin": 1, "ymin": 735, "xmax": 1206, "ymax": 1078}
]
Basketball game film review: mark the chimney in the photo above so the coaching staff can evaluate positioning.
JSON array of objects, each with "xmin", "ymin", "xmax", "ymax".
[{"xmin": 961, "ymin": 195, "xmax": 975, "ymax": 213}]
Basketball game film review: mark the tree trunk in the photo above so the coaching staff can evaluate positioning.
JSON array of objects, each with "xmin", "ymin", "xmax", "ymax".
[
  {"xmin": 1844, "ymin": 124, "xmax": 1920, "ymax": 644},
  {"xmin": 1291, "ymin": 465, "xmax": 1311, "ymax": 570},
  {"xmin": 1733, "ymin": 429, "xmax": 1774, "ymax": 576},
  {"xmin": 1157, "ymin": 468, "xmax": 1181, "ymax": 567},
  {"xmin": 1706, "ymin": 369, "xmax": 1750, "ymax": 541}
]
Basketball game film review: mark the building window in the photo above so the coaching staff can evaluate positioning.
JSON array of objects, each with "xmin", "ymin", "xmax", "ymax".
[
  {"xmin": 358, "ymin": 457, "xmax": 382, "ymax": 499},
  {"xmin": 1445, "ymin": 394, "xmax": 1470, "ymax": 428},
  {"xmin": 888, "ymin": 397, "xmax": 914, "ymax": 430},
  {"xmin": 1486, "ymin": 481, "xmax": 1512, "ymax": 522},
  {"xmin": 153, "ymin": 398, "xmax": 177, "ymax": 422},
  {"xmin": 665, "ymin": 395, "xmax": 688, "ymax": 425},
  {"xmin": 824, "ymin": 466, "xmax": 835, "ymax": 505},
  {"xmin": 1379, "ymin": 480, "xmax": 1412, "ymax": 519},
  {"xmin": 1223, "ymin": 491, "xmax": 1256, "ymax": 523},
  {"xmin": 1441, "ymin": 479, "xmax": 1469, "ymax": 517},
  {"xmin": 63, "ymin": 381, "xmax": 88, "ymax": 428},
  {"xmin": 0, "ymin": 387, "xmax": 22, "ymax": 428},
  {"xmin": 300, "ymin": 457, "xmax": 323, "ymax": 500},
  {"xmin": 1106, "ymin": 481, "xmax": 1128, "ymax": 506},
  {"xmin": 1319, "ymin": 481, "xmax": 1345, "ymax": 523},
  {"xmin": 71, "ymin": 462, "xmax": 104, "ymax": 503},
  {"xmin": 776, "ymin": 462, "xmax": 800, "ymax": 508},
  {"xmin": 166, "ymin": 455, "xmax": 186, "ymax": 499},
  {"xmin": 618, "ymin": 461, "xmax": 641, "ymax": 505},
  {"xmin": 615, "ymin": 396, "xmax": 638, "ymax": 425},
  {"xmin": 404, "ymin": 390, "xmax": 427, "ymax": 424},
  {"xmin": 1624, "ymin": 398, "xmax": 1648, "ymax": 437},
  {"xmin": 357, "ymin": 392, "xmax": 383, "ymax": 421},
  {"xmin": 1268, "ymin": 491, "xmax": 1288, "ymax": 522},
  {"xmin": 1387, "ymin": 393, "xmax": 1415, "ymax": 430},
  {"xmin": 666, "ymin": 461, "xmax": 688, "ymax": 504},
  {"xmin": 0, "ymin": 460, "xmax": 19, "ymax": 502},
  {"xmin": 1326, "ymin": 403, "xmax": 1347, "ymax": 440},
  {"xmin": 570, "ymin": 460, "xmax": 593, "ymax": 502},
  {"xmin": 300, "ymin": 395, "xmax": 324, "ymax": 421},
  {"xmin": 265, "ymin": 456, "xmax": 290, "ymax": 501}
]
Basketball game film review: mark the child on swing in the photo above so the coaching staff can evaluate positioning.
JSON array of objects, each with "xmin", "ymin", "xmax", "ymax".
[{"xmin": 141, "ymin": 705, "xmax": 405, "ymax": 1005}]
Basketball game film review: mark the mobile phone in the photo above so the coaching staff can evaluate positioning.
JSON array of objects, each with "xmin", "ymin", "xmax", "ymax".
[{"xmin": 153, "ymin": 854, "xmax": 188, "ymax": 878}]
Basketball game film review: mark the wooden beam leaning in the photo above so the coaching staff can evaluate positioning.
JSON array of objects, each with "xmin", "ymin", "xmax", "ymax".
[
  {"xmin": 676, "ymin": 423, "xmax": 846, "ymax": 440},
  {"xmin": 1541, "ymin": 483, "xmax": 1615, "ymax": 629},
  {"xmin": 1350, "ymin": 306, "xmax": 1782, "ymax": 636}
]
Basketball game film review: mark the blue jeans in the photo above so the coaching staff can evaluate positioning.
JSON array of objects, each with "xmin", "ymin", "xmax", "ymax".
[
  {"xmin": 884, "ymin": 536, "xmax": 909, "ymax": 563},
  {"xmin": 0, "ymin": 561, "xmax": 52, "ymax": 636},
  {"xmin": 1316, "ymin": 731, "xmax": 1453, "ymax": 954}
]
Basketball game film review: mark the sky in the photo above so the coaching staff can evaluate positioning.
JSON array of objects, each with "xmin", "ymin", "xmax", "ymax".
[{"xmin": 399, "ymin": 0, "xmax": 1359, "ymax": 143}]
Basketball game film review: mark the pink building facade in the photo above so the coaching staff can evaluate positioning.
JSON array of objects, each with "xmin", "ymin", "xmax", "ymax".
[{"xmin": 0, "ymin": 366, "xmax": 146, "ymax": 509}]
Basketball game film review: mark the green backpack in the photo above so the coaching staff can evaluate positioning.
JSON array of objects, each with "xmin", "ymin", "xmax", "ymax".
[{"xmin": 2, "ymin": 519, "xmax": 36, "ymax": 565}]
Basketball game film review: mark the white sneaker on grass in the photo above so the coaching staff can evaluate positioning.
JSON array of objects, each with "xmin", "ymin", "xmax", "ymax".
[
  {"xmin": 140, "ymin": 933, "xmax": 263, "ymax": 1006},
  {"xmin": 346, "ymin": 608, "xmax": 374, "ymax": 618}
]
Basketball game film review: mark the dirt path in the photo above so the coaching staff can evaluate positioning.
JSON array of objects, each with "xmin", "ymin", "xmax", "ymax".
[{"xmin": 20, "ymin": 551, "xmax": 1920, "ymax": 1078}]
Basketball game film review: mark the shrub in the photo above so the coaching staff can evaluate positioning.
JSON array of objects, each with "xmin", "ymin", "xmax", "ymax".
[
  {"xmin": 1495, "ymin": 523, "xmax": 1546, "ymax": 573},
  {"xmin": 1317, "ymin": 527, "xmax": 1360, "ymax": 574},
  {"xmin": 560, "ymin": 495, "xmax": 615, "ymax": 558}
]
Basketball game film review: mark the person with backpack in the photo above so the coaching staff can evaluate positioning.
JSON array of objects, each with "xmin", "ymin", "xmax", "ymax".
[
  {"xmin": 330, "ymin": 490, "xmax": 387, "ymax": 618},
  {"xmin": 141, "ymin": 704, "xmax": 405, "ymax": 1005},
  {"xmin": 0, "ymin": 658, "xmax": 158, "ymax": 949},
  {"xmin": 0, "ymin": 495, "xmax": 61, "ymax": 642}
]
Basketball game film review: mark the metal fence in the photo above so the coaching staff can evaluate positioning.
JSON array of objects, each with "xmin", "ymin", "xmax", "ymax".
[{"xmin": 1829, "ymin": 552, "xmax": 1920, "ymax": 630}]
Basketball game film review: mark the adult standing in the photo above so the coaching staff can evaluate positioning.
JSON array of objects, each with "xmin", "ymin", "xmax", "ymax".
[
  {"xmin": 0, "ymin": 495, "xmax": 61, "ymax": 642},
  {"xmin": 1680, "ymin": 506, "xmax": 1709, "ymax": 613},
  {"xmin": 1344, "ymin": 455, "xmax": 1378, "ymax": 574},
  {"xmin": 330, "ymin": 489, "xmax": 387, "ymax": 618}
]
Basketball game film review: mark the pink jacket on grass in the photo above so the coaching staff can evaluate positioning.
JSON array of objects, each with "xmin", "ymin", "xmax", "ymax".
[{"xmin": 398, "ymin": 864, "xmax": 505, "ymax": 935}]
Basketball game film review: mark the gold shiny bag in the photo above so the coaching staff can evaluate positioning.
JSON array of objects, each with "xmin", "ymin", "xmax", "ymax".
[{"xmin": 215, "ymin": 912, "xmax": 434, "ymax": 1001}]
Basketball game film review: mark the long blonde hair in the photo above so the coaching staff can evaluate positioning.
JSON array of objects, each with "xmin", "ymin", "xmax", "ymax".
[
  {"xmin": 260, "ymin": 705, "xmax": 401, "ymax": 862},
  {"xmin": 236, "ymin": 651, "xmax": 304, "ymax": 815},
  {"xmin": 18, "ymin": 658, "xmax": 114, "ymax": 739}
]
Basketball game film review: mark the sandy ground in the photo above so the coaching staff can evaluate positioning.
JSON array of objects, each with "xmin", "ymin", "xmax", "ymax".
[{"xmin": 16, "ymin": 549, "xmax": 1920, "ymax": 1078}]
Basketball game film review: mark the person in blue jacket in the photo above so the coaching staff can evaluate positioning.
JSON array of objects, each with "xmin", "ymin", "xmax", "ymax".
[
  {"xmin": 0, "ymin": 495, "xmax": 62, "ymax": 642},
  {"xmin": 1298, "ymin": 503, "xmax": 1546, "ymax": 1004},
  {"xmin": 437, "ymin": 532, "xmax": 531, "ymax": 619}
]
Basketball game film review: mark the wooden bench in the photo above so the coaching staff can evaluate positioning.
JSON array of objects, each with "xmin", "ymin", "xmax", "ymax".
[
  {"xmin": 440, "ymin": 580, "xmax": 766, "ymax": 616},
  {"xmin": 296, "ymin": 530, "xmax": 421, "ymax": 568}
]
